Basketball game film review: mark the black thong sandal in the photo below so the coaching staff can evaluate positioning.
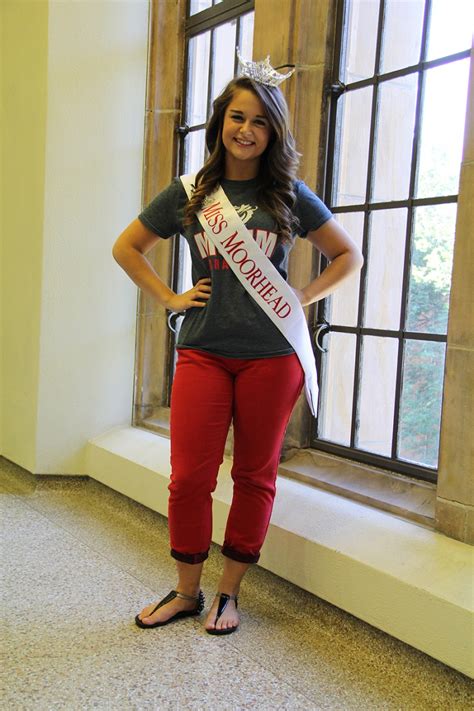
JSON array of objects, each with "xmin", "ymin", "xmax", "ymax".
[
  {"xmin": 135, "ymin": 589, "xmax": 205, "ymax": 629},
  {"xmin": 206, "ymin": 592, "xmax": 239, "ymax": 636}
]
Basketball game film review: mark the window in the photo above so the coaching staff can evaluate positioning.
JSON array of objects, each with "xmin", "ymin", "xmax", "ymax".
[
  {"xmin": 189, "ymin": 0, "xmax": 224, "ymax": 16},
  {"xmin": 315, "ymin": 0, "xmax": 472, "ymax": 481}
]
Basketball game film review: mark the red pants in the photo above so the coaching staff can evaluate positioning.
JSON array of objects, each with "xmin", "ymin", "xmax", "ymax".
[{"xmin": 168, "ymin": 348, "xmax": 304, "ymax": 564}]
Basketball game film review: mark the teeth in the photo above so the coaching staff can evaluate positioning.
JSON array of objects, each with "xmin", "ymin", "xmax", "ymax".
[{"xmin": 236, "ymin": 139, "xmax": 253, "ymax": 146}]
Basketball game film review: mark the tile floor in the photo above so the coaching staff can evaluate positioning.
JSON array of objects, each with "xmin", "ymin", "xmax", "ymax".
[{"xmin": 1, "ymin": 456, "xmax": 473, "ymax": 710}]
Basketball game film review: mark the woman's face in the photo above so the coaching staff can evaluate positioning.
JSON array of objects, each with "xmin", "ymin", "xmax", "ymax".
[{"xmin": 221, "ymin": 88, "xmax": 271, "ymax": 178}]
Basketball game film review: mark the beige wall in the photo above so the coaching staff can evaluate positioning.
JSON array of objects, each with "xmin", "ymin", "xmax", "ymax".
[
  {"xmin": 1, "ymin": 1, "xmax": 49, "ymax": 470},
  {"xmin": 1, "ymin": 0, "xmax": 149, "ymax": 473}
]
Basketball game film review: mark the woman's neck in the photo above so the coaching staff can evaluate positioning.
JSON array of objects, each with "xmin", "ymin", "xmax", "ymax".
[{"xmin": 224, "ymin": 156, "xmax": 260, "ymax": 181}]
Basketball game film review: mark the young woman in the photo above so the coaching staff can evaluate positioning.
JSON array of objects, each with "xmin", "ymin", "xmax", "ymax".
[{"xmin": 112, "ymin": 60, "xmax": 363, "ymax": 635}]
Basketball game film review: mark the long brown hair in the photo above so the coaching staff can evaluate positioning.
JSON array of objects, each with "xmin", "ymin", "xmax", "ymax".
[{"xmin": 183, "ymin": 76, "xmax": 300, "ymax": 243}]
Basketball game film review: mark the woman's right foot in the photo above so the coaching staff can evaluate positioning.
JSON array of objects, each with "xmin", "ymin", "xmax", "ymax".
[{"xmin": 136, "ymin": 590, "xmax": 203, "ymax": 627}]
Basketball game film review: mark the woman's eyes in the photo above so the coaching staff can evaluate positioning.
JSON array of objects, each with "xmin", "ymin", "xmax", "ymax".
[{"xmin": 230, "ymin": 114, "xmax": 267, "ymax": 127}]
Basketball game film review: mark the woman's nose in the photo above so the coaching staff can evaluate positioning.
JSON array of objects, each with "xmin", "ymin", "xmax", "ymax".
[{"xmin": 240, "ymin": 120, "xmax": 252, "ymax": 134}]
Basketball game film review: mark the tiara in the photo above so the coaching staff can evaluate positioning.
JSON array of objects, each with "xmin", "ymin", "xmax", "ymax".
[{"xmin": 236, "ymin": 48, "xmax": 295, "ymax": 88}]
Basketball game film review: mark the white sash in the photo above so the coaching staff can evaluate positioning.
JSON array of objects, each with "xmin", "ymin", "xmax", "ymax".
[{"xmin": 180, "ymin": 174, "xmax": 319, "ymax": 415}]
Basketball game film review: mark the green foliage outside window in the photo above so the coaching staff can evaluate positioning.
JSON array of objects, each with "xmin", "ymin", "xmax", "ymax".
[{"xmin": 399, "ymin": 151, "xmax": 456, "ymax": 467}]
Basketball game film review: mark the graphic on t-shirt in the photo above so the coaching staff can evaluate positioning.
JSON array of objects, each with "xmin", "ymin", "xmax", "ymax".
[
  {"xmin": 193, "ymin": 202, "xmax": 277, "ymax": 270},
  {"xmin": 194, "ymin": 227, "xmax": 277, "ymax": 261},
  {"xmin": 235, "ymin": 203, "xmax": 257, "ymax": 224}
]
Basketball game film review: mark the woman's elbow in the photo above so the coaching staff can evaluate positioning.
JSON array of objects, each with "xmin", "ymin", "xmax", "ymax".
[
  {"xmin": 346, "ymin": 241, "xmax": 364, "ymax": 272},
  {"xmin": 354, "ymin": 247, "xmax": 364, "ymax": 271},
  {"xmin": 112, "ymin": 241, "xmax": 122, "ymax": 263},
  {"xmin": 112, "ymin": 240, "xmax": 129, "ymax": 266}
]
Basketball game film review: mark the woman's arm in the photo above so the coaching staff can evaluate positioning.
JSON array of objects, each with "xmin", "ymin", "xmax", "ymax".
[
  {"xmin": 292, "ymin": 218, "xmax": 364, "ymax": 307},
  {"xmin": 112, "ymin": 218, "xmax": 211, "ymax": 311}
]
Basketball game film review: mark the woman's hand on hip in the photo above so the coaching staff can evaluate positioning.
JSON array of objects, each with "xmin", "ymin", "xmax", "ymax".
[{"xmin": 165, "ymin": 278, "xmax": 212, "ymax": 312}]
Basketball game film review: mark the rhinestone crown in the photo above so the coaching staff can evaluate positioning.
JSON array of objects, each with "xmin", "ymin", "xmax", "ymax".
[{"xmin": 236, "ymin": 48, "xmax": 295, "ymax": 88}]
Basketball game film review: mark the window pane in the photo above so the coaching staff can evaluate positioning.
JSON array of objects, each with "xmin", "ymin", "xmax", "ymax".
[
  {"xmin": 210, "ymin": 20, "xmax": 237, "ymax": 105},
  {"xmin": 184, "ymin": 129, "xmax": 206, "ymax": 174},
  {"xmin": 333, "ymin": 86, "xmax": 373, "ymax": 206},
  {"xmin": 186, "ymin": 32, "xmax": 211, "ymax": 125},
  {"xmin": 398, "ymin": 340, "xmax": 446, "ymax": 468},
  {"xmin": 364, "ymin": 208, "xmax": 407, "ymax": 330},
  {"xmin": 405, "ymin": 204, "xmax": 456, "ymax": 335},
  {"xmin": 357, "ymin": 336, "xmax": 398, "ymax": 456},
  {"xmin": 380, "ymin": 0, "xmax": 425, "ymax": 74},
  {"xmin": 326, "ymin": 212, "xmax": 364, "ymax": 327},
  {"xmin": 341, "ymin": 0, "xmax": 379, "ymax": 83},
  {"xmin": 189, "ymin": 0, "xmax": 212, "ymax": 15},
  {"xmin": 426, "ymin": 0, "xmax": 473, "ymax": 61},
  {"xmin": 318, "ymin": 333, "xmax": 356, "ymax": 446},
  {"xmin": 372, "ymin": 73, "xmax": 418, "ymax": 202},
  {"xmin": 416, "ymin": 59, "xmax": 470, "ymax": 199},
  {"xmin": 239, "ymin": 12, "xmax": 254, "ymax": 59},
  {"xmin": 176, "ymin": 236, "xmax": 193, "ymax": 296}
]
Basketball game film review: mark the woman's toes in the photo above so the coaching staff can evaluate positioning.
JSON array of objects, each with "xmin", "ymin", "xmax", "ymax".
[
  {"xmin": 205, "ymin": 599, "xmax": 239, "ymax": 631},
  {"xmin": 205, "ymin": 610, "xmax": 217, "ymax": 630},
  {"xmin": 137, "ymin": 600, "xmax": 169, "ymax": 625},
  {"xmin": 138, "ymin": 605, "xmax": 153, "ymax": 621},
  {"xmin": 205, "ymin": 616, "xmax": 216, "ymax": 630},
  {"xmin": 139, "ymin": 611, "xmax": 154, "ymax": 623}
]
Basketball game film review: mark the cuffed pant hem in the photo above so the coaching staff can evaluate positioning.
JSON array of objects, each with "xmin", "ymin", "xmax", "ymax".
[
  {"xmin": 221, "ymin": 544, "xmax": 260, "ymax": 564},
  {"xmin": 170, "ymin": 548, "xmax": 209, "ymax": 564}
]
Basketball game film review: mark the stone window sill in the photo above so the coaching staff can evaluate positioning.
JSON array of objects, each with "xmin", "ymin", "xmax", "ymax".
[{"xmin": 140, "ymin": 411, "xmax": 436, "ymax": 530}]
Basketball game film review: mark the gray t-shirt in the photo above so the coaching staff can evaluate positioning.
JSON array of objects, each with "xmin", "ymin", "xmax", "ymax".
[{"xmin": 138, "ymin": 176, "xmax": 332, "ymax": 358}]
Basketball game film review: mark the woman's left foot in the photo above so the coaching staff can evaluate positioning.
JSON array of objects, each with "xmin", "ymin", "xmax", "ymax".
[{"xmin": 205, "ymin": 592, "xmax": 239, "ymax": 635}]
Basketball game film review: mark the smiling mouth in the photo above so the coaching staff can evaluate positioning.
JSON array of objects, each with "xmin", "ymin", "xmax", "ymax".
[{"xmin": 234, "ymin": 138, "xmax": 255, "ymax": 147}]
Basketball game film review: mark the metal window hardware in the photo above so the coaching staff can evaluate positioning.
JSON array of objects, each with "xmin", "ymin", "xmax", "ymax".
[
  {"xmin": 314, "ymin": 321, "xmax": 330, "ymax": 353},
  {"xmin": 167, "ymin": 311, "xmax": 184, "ymax": 334},
  {"xmin": 330, "ymin": 81, "xmax": 346, "ymax": 98}
]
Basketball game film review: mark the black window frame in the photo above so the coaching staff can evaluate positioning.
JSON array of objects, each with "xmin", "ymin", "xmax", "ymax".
[{"xmin": 313, "ymin": 0, "xmax": 470, "ymax": 483}]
